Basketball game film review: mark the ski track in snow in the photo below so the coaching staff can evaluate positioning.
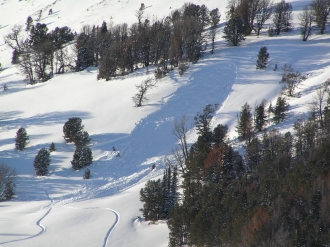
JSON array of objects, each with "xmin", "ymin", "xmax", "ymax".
[
  {"xmin": 0, "ymin": 189, "xmax": 53, "ymax": 245},
  {"xmin": 103, "ymin": 208, "xmax": 120, "ymax": 247},
  {"xmin": 1, "ymin": 186, "xmax": 120, "ymax": 247},
  {"xmin": 61, "ymin": 205, "xmax": 120, "ymax": 247}
]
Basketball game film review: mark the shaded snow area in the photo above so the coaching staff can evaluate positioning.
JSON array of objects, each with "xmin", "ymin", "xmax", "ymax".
[{"xmin": 1, "ymin": 0, "xmax": 330, "ymax": 246}]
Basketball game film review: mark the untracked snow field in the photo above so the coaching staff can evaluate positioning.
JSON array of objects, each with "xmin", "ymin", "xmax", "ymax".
[{"xmin": 1, "ymin": 0, "xmax": 330, "ymax": 246}]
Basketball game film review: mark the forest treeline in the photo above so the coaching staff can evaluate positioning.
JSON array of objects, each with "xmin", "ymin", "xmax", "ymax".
[{"xmin": 140, "ymin": 89, "xmax": 330, "ymax": 246}]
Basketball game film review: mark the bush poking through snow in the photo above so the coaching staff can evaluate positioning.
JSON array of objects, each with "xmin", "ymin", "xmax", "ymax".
[
  {"xmin": 281, "ymin": 64, "xmax": 302, "ymax": 97},
  {"xmin": 15, "ymin": 127, "xmax": 29, "ymax": 151},
  {"xmin": 178, "ymin": 61, "xmax": 189, "ymax": 76},
  {"xmin": 49, "ymin": 142, "xmax": 56, "ymax": 152},
  {"xmin": 71, "ymin": 146, "xmax": 93, "ymax": 170},
  {"xmin": 83, "ymin": 168, "xmax": 90, "ymax": 179},
  {"xmin": 33, "ymin": 148, "xmax": 51, "ymax": 176}
]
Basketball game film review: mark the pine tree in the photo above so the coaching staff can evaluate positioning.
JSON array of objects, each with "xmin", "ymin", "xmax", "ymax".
[
  {"xmin": 194, "ymin": 104, "xmax": 217, "ymax": 143},
  {"xmin": 74, "ymin": 131, "xmax": 90, "ymax": 147},
  {"xmin": 49, "ymin": 142, "xmax": 56, "ymax": 152},
  {"xmin": 33, "ymin": 148, "xmax": 51, "ymax": 176},
  {"xmin": 140, "ymin": 179, "xmax": 162, "ymax": 221},
  {"xmin": 273, "ymin": 96, "xmax": 289, "ymax": 123},
  {"xmin": 213, "ymin": 124, "xmax": 228, "ymax": 147},
  {"xmin": 0, "ymin": 163, "xmax": 16, "ymax": 201},
  {"xmin": 256, "ymin": 46, "xmax": 269, "ymax": 69},
  {"xmin": 63, "ymin": 117, "xmax": 84, "ymax": 144},
  {"xmin": 245, "ymin": 137, "xmax": 262, "ymax": 169},
  {"xmin": 254, "ymin": 101, "xmax": 267, "ymax": 131},
  {"xmin": 15, "ymin": 127, "xmax": 29, "ymax": 151},
  {"xmin": 236, "ymin": 103, "xmax": 253, "ymax": 142},
  {"xmin": 25, "ymin": 16, "xmax": 33, "ymax": 31},
  {"xmin": 222, "ymin": 15, "xmax": 245, "ymax": 46},
  {"xmin": 71, "ymin": 146, "xmax": 93, "ymax": 170}
]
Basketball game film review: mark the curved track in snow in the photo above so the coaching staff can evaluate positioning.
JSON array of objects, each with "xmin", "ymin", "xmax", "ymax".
[
  {"xmin": 103, "ymin": 208, "xmax": 120, "ymax": 247},
  {"xmin": 61, "ymin": 205, "xmax": 121, "ymax": 247},
  {"xmin": 0, "ymin": 189, "xmax": 53, "ymax": 245}
]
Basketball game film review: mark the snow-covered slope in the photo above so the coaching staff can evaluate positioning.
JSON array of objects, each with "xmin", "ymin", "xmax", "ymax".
[{"xmin": 1, "ymin": 0, "xmax": 330, "ymax": 246}]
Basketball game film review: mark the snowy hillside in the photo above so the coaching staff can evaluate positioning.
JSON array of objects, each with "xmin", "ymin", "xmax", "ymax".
[{"xmin": 1, "ymin": 0, "xmax": 330, "ymax": 246}]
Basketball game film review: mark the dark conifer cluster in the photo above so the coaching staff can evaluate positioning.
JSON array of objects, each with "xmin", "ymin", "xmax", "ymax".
[
  {"xmin": 74, "ymin": 3, "xmax": 219, "ymax": 80},
  {"xmin": 63, "ymin": 117, "xmax": 93, "ymax": 171},
  {"xmin": 165, "ymin": 92, "xmax": 330, "ymax": 246},
  {"xmin": 236, "ymin": 98, "xmax": 289, "ymax": 142},
  {"xmin": 140, "ymin": 166, "xmax": 178, "ymax": 221}
]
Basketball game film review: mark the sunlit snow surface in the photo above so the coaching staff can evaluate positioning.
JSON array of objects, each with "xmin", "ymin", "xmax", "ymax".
[{"xmin": 1, "ymin": 0, "xmax": 330, "ymax": 246}]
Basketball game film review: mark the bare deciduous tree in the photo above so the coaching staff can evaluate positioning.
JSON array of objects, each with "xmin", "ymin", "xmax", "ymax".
[
  {"xmin": 132, "ymin": 77, "xmax": 157, "ymax": 107},
  {"xmin": 310, "ymin": 0, "xmax": 330, "ymax": 34},
  {"xmin": 310, "ymin": 81, "xmax": 329, "ymax": 126},
  {"xmin": 299, "ymin": 6, "xmax": 313, "ymax": 41},
  {"xmin": 4, "ymin": 25, "xmax": 23, "ymax": 51},
  {"xmin": 272, "ymin": 0, "xmax": 293, "ymax": 34},
  {"xmin": 281, "ymin": 64, "xmax": 301, "ymax": 97},
  {"xmin": 172, "ymin": 115, "xmax": 190, "ymax": 173},
  {"xmin": 255, "ymin": 0, "xmax": 273, "ymax": 36}
]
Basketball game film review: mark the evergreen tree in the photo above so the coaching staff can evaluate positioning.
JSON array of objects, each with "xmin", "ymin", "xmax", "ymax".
[
  {"xmin": 49, "ymin": 142, "xmax": 56, "ymax": 152},
  {"xmin": 0, "ymin": 163, "xmax": 16, "ymax": 202},
  {"xmin": 25, "ymin": 16, "xmax": 33, "ymax": 31},
  {"xmin": 256, "ymin": 46, "xmax": 269, "ymax": 69},
  {"xmin": 213, "ymin": 124, "xmax": 228, "ymax": 147},
  {"xmin": 194, "ymin": 104, "xmax": 217, "ymax": 143},
  {"xmin": 75, "ymin": 33, "xmax": 94, "ymax": 71},
  {"xmin": 33, "ymin": 148, "xmax": 51, "ymax": 176},
  {"xmin": 236, "ymin": 103, "xmax": 253, "ymax": 142},
  {"xmin": 222, "ymin": 15, "xmax": 245, "ymax": 46},
  {"xmin": 140, "ymin": 179, "xmax": 162, "ymax": 221},
  {"xmin": 15, "ymin": 127, "xmax": 29, "ymax": 151},
  {"xmin": 63, "ymin": 117, "xmax": 84, "ymax": 144},
  {"xmin": 71, "ymin": 146, "xmax": 93, "ymax": 170},
  {"xmin": 168, "ymin": 204, "xmax": 189, "ymax": 247},
  {"xmin": 273, "ymin": 96, "xmax": 289, "ymax": 123},
  {"xmin": 254, "ymin": 100, "xmax": 267, "ymax": 131},
  {"xmin": 209, "ymin": 8, "xmax": 221, "ymax": 27},
  {"xmin": 74, "ymin": 131, "xmax": 91, "ymax": 147},
  {"xmin": 140, "ymin": 166, "xmax": 178, "ymax": 221},
  {"xmin": 245, "ymin": 137, "xmax": 262, "ymax": 169}
]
